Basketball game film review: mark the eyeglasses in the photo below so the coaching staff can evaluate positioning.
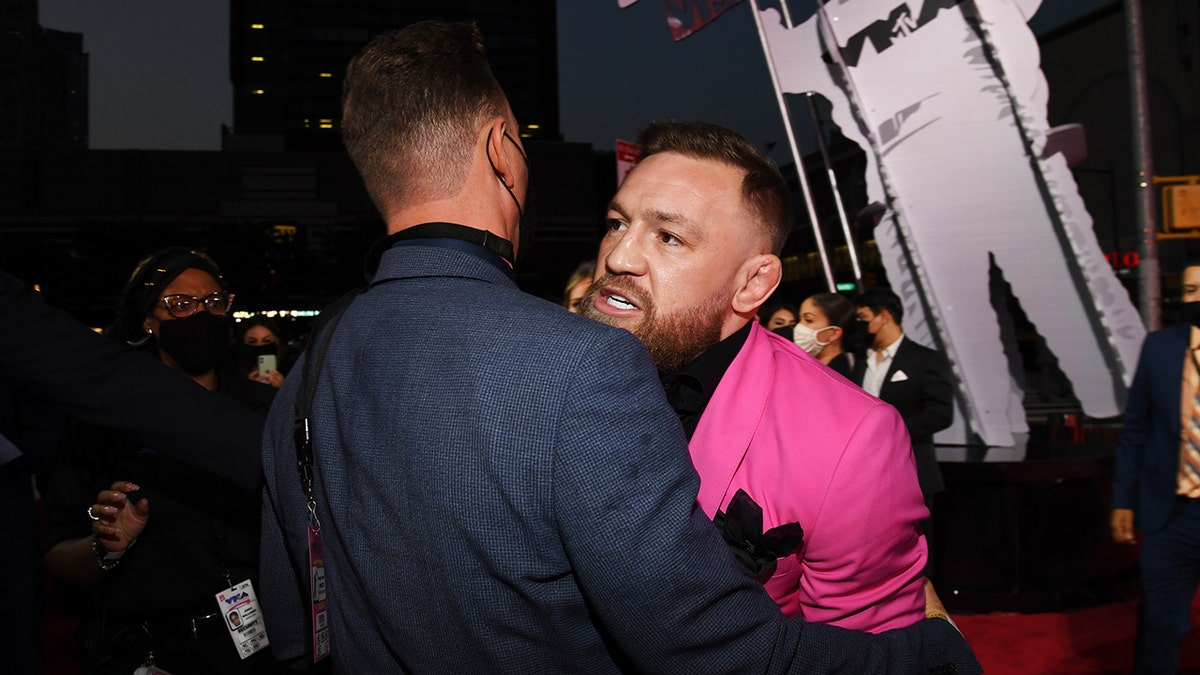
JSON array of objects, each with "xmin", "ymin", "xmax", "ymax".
[{"xmin": 159, "ymin": 292, "xmax": 235, "ymax": 318}]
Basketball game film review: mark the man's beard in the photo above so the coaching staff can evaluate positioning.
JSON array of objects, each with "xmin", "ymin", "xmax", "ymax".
[{"xmin": 580, "ymin": 273, "xmax": 726, "ymax": 374}]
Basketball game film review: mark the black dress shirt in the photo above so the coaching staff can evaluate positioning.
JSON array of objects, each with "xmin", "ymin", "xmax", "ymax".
[{"xmin": 660, "ymin": 322, "xmax": 751, "ymax": 439}]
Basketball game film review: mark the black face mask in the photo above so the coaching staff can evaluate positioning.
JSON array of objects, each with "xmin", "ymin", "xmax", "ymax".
[
  {"xmin": 156, "ymin": 311, "xmax": 231, "ymax": 376},
  {"xmin": 488, "ymin": 130, "xmax": 536, "ymax": 265},
  {"xmin": 1181, "ymin": 301, "xmax": 1200, "ymax": 327},
  {"xmin": 236, "ymin": 342, "xmax": 277, "ymax": 368},
  {"xmin": 843, "ymin": 319, "xmax": 873, "ymax": 353}
]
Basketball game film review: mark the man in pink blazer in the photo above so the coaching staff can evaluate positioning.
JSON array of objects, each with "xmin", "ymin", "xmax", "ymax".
[{"xmin": 581, "ymin": 121, "xmax": 928, "ymax": 633}]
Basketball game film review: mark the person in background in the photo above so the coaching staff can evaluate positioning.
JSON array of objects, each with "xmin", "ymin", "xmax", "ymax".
[
  {"xmin": 0, "ymin": 266, "xmax": 265, "ymax": 673},
  {"xmin": 237, "ymin": 316, "xmax": 287, "ymax": 388},
  {"xmin": 0, "ymin": 267, "xmax": 263, "ymax": 487},
  {"xmin": 776, "ymin": 292, "xmax": 856, "ymax": 378},
  {"xmin": 42, "ymin": 247, "xmax": 279, "ymax": 674},
  {"xmin": 852, "ymin": 287, "xmax": 954, "ymax": 579},
  {"xmin": 759, "ymin": 297, "xmax": 797, "ymax": 331},
  {"xmin": 1112, "ymin": 259, "xmax": 1200, "ymax": 674},
  {"xmin": 562, "ymin": 259, "xmax": 595, "ymax": 313},
  {"xmin": 0, "ymin": 266, "xmax": 265, "ymax": 672}
]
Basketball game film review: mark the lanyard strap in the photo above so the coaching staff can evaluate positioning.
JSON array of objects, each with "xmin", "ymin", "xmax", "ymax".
[{"xmin": 294, "ymin": 288, "xmax": 361, "ymax": 505}]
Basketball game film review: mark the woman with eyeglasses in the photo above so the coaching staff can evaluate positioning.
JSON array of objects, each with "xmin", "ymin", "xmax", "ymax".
[{"xmin": 42, "ymin": 248, "xmax": 282, "ymax": 674}]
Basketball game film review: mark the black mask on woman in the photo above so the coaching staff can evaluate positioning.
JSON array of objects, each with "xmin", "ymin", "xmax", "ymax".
[{"xmin": 155, "ymin": 312, "xmax": 231, "ymax": 375}]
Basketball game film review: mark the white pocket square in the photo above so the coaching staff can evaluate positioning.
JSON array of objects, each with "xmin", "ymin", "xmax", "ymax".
[{"xmin": 890, "ymin": 370, "xmax": 909, "ymax": 383}]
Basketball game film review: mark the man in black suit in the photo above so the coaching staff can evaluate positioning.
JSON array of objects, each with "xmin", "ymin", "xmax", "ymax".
[{"xmin": 852, "ymin": 288, "xmax": 955, "ymax": 573}]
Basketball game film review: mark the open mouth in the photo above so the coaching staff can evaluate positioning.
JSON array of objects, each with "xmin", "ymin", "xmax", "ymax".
[
  {"xmin": 603, "ymin": 291, "xmax": 638, "ymax": 311},
  {"xmin": 591, "ymin": 284, "xmax": 646, "ymax": 318}
]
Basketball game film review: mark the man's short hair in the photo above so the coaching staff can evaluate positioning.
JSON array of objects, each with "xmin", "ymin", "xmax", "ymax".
[
  {"xmin": 341, "ymin": 21, "xmax": 508, "ymax": 216},
  {"xmin": 1184, "ymin": 256, "xmax": 1200, "ymax": 272},
  {"xmin": 855, "ymin": 287, "xmax": 904, "ymax": 325},
  {"xmin": 637, "ymin": 121, "xmax": 792, "ymax": 254}
]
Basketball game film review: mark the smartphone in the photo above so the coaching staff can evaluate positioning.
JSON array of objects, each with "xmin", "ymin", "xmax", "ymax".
[{"xmin": 258, "ymin": 354, "xmax": 278, "ymax": 376}]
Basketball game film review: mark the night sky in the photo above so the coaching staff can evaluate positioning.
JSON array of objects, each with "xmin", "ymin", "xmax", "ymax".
[{"xmin": 37, "ymin": 1, "xmax": 1113, "ymax": 158}]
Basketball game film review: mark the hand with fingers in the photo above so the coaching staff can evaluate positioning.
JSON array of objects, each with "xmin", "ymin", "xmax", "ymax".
[
  {"xmin": 1110, "ymin": 508, "xmax": 1136, "ymax": 545},
  {"xmin": 249, "ymin": 368, "xmax": 285, "ymax": 389},
  {"xmin": 88, "ymin": 480, "xmax": 150, "ymax": 554}
]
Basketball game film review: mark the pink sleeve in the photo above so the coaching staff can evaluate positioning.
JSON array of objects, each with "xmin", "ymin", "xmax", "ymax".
[{"xmin": 794, "ymin": 402, "xmax": 928, "ymax": 632}]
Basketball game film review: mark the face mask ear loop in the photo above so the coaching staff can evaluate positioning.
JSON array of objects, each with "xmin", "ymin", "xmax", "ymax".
[
  {"xmin": 815, "ymin": 324, "xmax": 837, "ymax": 349},
  {"xmin": 486, "ymin": 129, "xmax": 525, "ymax": 221}
]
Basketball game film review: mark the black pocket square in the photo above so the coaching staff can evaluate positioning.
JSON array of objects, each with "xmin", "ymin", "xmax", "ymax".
[{"xmin": 712, "ymin": 489, "xmax": 804, "ymax": 579}]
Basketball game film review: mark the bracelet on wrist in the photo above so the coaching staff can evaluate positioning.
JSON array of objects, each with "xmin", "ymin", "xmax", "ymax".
[
  {"xmin": 926, "ymin": 610, "xmax": 960, "ymax": 633},
  {"xmin": 92, "ymin": 535, "xmax": 136, "ymax": 571}
]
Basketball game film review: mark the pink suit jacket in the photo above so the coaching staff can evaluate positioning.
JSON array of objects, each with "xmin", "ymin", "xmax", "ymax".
[{"xmin": 690, "ymin": 322, "xmax": 928, "ymax": 632}]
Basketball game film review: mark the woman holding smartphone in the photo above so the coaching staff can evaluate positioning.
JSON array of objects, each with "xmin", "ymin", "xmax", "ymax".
[{"xmin": 236, "ymin": 316, "xmax": 287, "ymax": 389}]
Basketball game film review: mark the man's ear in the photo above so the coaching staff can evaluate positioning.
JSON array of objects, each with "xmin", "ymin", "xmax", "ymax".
[
  {"xmin": 484, "ymin": 117, "xmax": 516, "ymax": 188},
  {"xmin": 732, "ymin": 254, "xmax": 782, "ymax": 315}
]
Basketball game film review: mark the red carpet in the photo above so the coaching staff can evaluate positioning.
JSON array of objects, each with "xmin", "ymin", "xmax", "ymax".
[{"xmin": 954, "ymin": 593, "xmax": 1200, "ymax": 674}]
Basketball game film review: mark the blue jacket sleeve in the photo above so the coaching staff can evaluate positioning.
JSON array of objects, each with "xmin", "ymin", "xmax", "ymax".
[
  {"xmin": 1112, "ymin": 335, "xmax": 1155, "ymax": 511},
  {"xmin": 0, "ymin": 268, "xmax": 262, "ymax": 490}
]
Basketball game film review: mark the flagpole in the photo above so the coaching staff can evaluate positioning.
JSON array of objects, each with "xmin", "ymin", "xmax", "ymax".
[
  {"xmin": 774, "ymin": 0, "xmax": 862, "ymax": 290},
  {"xmin": 749, "ymin": 0, "xmax": 836, "ymax": 292},
  {"xmin": 805, "ymin": 91, "xmax": 864, "ymax": 290},
  {"xmin": 1125, "ymin": 0, "xmax": 1159, "ymax": 329}
]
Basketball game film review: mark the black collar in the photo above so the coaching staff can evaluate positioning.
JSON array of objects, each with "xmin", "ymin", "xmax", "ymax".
[
  {"xmin": 661, "ymin": 322, "xmax": 752, "ymax": 438},
  {"xmin": 364, "ymin": 222, "xmax": 515, "ymax": 281}
]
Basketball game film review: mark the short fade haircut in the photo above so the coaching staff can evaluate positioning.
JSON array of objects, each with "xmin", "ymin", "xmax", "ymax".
[
  {"xmin": 855, "ymin": 287, "xmax": 904, "ymax": 326},
  {"xmin": 637, "ymin": 121, "xmax": 792, "ymax": 254},
  {"xmin": 341, "ymin": 21, "xmax": 508, "ymax": 216}
]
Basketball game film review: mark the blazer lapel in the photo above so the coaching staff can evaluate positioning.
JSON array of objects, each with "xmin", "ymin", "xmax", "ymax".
[
  {"xmin": 877, "ymin": 339, "xmax": 909, "ymax": 400},
  {"xmin": 1168, "ymin": 323, "xmax": 1191, "ymax": 443},
  {"xmin": 690, "ymin": 323, "xmax": 775, "ymax": 516}
]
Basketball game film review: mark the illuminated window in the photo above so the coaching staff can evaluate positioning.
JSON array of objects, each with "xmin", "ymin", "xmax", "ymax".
[
  {"xmin": 318, "ymin": 72, "xmax": 333, "ymax": 78},
  {"xmin": 250, "ymin": 23, "xmax": 264, "ymax": 29},
  {"xmin": 252, "ymin": 89, "xmax": 265, "ymax": 95},
  {"xmin": 251, "ymin": 56, "xmax": 265, "ymax": 62},
  {"xmin": 319, "ymin": 123, "xmax": 334, "ymax": 129},
  {"xmin": 526, "ymin": 124, "xmax": 540, "ymax": 130}
]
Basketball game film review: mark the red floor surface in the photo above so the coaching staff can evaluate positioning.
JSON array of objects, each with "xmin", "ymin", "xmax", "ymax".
[{"xmin": 955, "ymin": 593, "xmax": 1200, "ymax": 674}]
